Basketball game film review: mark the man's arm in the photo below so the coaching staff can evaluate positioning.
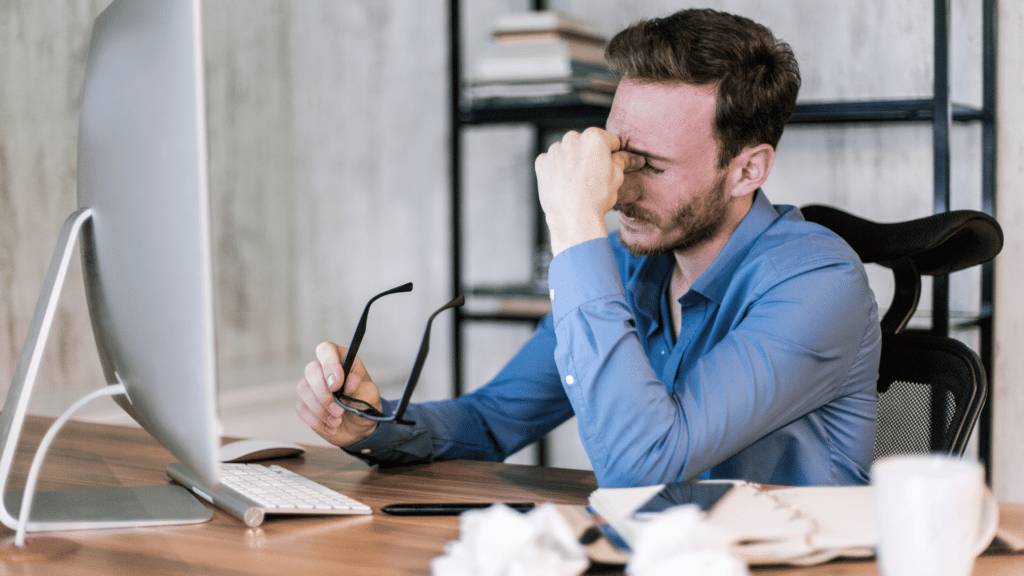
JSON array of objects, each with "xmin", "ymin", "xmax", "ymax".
[
  {"xmin": 548, "ymin": 237, "xmax": 879, "ymax": 487},
  {"xmin": 342, "ymin": 315, "xmax": 575, "ymax": 465}
]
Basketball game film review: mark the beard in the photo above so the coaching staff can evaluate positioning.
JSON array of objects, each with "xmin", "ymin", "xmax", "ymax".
[{"xmin": 614, "ymin": 175, "xmax": 731, "ymax": 257}]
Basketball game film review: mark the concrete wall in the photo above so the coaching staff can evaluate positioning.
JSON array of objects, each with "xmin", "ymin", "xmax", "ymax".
[
  {"xmin": 1, "ymin": 0, "xmax": 451, "ymax": 414},
  {"xmin": 993, "ymin": 0, "xmax": 1024, "ymax": 504},
  {"xmin": 2, "ymin": 0, "xmax": 1021, "ymax": 499}
]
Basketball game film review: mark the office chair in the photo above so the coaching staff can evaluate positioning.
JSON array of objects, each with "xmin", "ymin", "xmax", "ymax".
[
  {"xmin": 871, "ymin": 331, "xmax": 987, "ymax": 460},
  {"xmin": 800, "ymin": 205, "xmax": 1003, "ymax": 459}
]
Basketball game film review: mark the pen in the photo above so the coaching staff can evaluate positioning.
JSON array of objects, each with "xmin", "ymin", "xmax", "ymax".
[{"xmin": 381, "ymin": 502, "xmax": 535, "ymax": 516}]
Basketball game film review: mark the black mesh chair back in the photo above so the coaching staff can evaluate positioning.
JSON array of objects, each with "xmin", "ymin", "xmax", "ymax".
[
  {"xmin": 874, "ymin": 332, "xmax": 987, "ymax": 459},
  {"xmin": 800, "ymin": 205, "xmax": 1002, "ymax": 459}
]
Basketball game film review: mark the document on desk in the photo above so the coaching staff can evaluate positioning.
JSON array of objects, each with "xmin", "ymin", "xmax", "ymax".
[{"xmin": 559, "ymin": 481, "xmax": 878, "ymax": 567}]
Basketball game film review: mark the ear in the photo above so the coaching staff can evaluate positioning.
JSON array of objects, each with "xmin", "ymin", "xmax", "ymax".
[{"xmin": 725, "ymin": 144, "xmax": 775, "ymax": 198}]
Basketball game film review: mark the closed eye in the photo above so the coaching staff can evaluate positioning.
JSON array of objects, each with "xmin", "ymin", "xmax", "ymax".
[{"xmin": 619, "ymin": 138, "xmax": 669, "ymax": 174}]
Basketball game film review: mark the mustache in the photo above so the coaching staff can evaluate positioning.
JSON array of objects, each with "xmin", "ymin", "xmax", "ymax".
[{"xmin": 614, "ymin": 203, "xmax": 658, "ymax": 224}]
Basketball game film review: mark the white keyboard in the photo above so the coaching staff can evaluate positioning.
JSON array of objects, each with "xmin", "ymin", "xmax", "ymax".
[{"xmin": 167, "ymin": 462, "xmax": 372, "ymax": 527}]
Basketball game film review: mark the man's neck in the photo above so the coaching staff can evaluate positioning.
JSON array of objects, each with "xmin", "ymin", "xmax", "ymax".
[
  {"xmin": 671, "ymin": 232, "xmax": 730, "ymax": 293},
  {"xmin": 668, "ymin": 195, "xmax": 754, "ymax": 338},
  {"xmin": 673, "ymin": 192, "xmax": 755, "ymax": 288}
]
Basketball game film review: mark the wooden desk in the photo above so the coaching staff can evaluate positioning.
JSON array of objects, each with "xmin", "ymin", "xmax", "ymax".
[{"xmin": 1, "ymin": 416, "xmax": 1021, "ymax": 575}]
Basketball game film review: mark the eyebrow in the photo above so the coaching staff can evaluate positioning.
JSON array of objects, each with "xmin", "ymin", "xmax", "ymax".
[{"xmin": 619, "ymin": 138, "xmax": 673, "ymax": 164}]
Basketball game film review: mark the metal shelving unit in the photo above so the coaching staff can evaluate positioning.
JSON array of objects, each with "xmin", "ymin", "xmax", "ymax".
[{"xmin": 447, "ymin": 0, "xmax": 996, "ymax": 469}]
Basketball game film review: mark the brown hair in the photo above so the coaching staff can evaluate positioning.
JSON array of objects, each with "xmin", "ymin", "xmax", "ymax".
[{"xmin": 605, "ymin": 9, "xmax": 801, "ymax": 167}]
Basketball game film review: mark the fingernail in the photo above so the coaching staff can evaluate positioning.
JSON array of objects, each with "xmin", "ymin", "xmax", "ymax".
[
  {"xmin": 329, "ymin": 403, "xmax": 343, "ymax": 417},
  {"xmin": 327, "ymin": 374, "xmax": 336, "ymax": 387}
]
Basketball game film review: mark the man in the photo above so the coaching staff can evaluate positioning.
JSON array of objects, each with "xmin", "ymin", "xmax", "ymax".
[{"xmin": 295, "ymin": 9, "xmax": 880, "ymax": 488}]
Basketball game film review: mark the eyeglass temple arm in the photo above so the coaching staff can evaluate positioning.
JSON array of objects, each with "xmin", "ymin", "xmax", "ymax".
[
  {"xmin": 392, "ymin": 295, "xmax": 465, "ymax": 425},
  {"xmin": 339, "ymin": 282, "xmax": 413, "ymax": 390}
]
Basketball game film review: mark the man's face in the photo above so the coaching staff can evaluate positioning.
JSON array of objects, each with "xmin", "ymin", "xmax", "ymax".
[{"xmin": 607, "ymin": 79, "xmax": 733, "ymax": 257}]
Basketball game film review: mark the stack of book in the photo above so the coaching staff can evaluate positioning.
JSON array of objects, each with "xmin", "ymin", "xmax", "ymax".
[{"xmin": 464, "ymin": 11, "xmax": 618, "ymax": 108}]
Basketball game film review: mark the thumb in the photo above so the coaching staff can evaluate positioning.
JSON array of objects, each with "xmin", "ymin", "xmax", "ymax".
[{"xmin": 615, "ymin": 150, "xmax": 646, "ymax": 173}]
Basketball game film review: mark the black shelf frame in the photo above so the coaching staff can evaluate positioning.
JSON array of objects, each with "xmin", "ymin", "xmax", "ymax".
[
  {"xmin": 448, "ymin": 0, "xmax": 997, "ymax": 472},
  {"xmin": 790, "ymin": 99, "xmax": 989, "ymax": 124},
  {"xmin": 458, "ymin": 101, "xmax": 612, "ymax": 128}
]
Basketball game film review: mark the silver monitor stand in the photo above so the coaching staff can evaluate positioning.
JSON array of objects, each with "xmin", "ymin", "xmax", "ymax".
[{"xmin": 0, "ymin": 209, "xmax": 211, "ymax": 536}]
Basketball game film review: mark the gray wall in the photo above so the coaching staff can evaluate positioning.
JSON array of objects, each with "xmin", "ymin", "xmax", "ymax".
[
  {"xmin": 1, "ymin": 0, "xmax": 452, "ymax": 412},
  {"xmin": 3, "ymin": 0, "xmax": 1023, "ymax": 500},
  {"xmin": 993, "ymin": 0, "xmax": 1024, "ymax": 506}
]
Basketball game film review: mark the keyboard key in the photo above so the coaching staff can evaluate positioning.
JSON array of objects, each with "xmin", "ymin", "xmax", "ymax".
[{"xmin": 220, "ymin": 463, "xmax": 371, "ymax": 515}]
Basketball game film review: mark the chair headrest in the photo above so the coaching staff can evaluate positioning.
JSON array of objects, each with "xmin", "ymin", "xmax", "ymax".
[{"xmin": 800, "ymin": 205, "xmax": 1004, "ymax": 275}]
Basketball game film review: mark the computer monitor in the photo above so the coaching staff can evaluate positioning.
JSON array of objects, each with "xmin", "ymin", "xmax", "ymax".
[{"xmin": 0, "ymin": 0, "xmax": 219, "ymax": 533}]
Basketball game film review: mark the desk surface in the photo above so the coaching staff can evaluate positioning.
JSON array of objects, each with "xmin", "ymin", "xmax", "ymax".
[{"xmin": 1, "ymin": 416, "xmax": 1021, "ymax": 575}]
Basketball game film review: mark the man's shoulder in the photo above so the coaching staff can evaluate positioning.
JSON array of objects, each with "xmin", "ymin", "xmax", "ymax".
[
  {"xmin": 718, "ymin": 204, "xmax": 869, "ymax": 301},
  {"xmin": 758, "ymin": 204, "xmax": 863, "ymax": 269}
]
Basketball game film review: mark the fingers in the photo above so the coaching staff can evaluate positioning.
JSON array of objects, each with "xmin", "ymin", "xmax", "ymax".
[
  {"xmin": 295, "ymin": 341, "xmax": 383, "ymax": 448},
  {"xmin": 315, "ymin": 341, "xmax": 345, "ymax": 394},
  {"xmin": 535, "ymin": 127, "xmax": 628, "ymax": 255},
  {"xmin": 616, "ymin": 149, "xmax": 646, "ymax": 173},
  {"xmin": 566, "ymin": 127, "xmax": 643, "ymax": 173},
  {"xmin": 590, "ymin": 126, "xmax": 623, "ymax": 153},
  {"xmin": 294, "ymin": 391, "xmax": 340, "ymax": 441},
  {"xmin": 297, "ymin": 342, "xmax": 350, "ymax": 434},
  {"xmin": 546, "ymin": 126, "xmax": 621, "ymax": 151},
  {"xmin": 539, "ymin": 127, "xmax": 621, "ymax": 166},
  {"xmin": 298, "ymin": 359, "xmax": 343, "ymax": 428}
]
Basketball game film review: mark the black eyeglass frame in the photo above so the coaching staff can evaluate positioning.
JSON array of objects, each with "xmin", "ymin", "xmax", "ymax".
[{"xmin": 333, "ymin": 282, "xmax": 463, "ymax": 426}]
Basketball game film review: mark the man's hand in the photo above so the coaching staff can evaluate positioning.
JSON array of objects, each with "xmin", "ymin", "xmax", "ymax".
[
  {"xmin": 295, "ymin": 341, "xmax": 381, "ymax": 448},
  {"xmin": 534, "ymin": 127, "xmax": 645, "ymax": 255}
]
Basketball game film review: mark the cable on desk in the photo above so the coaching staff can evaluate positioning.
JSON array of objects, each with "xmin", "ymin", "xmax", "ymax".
[{"xmin": 15, "ymin": 383, "xmax": 127, "ymax": 546}]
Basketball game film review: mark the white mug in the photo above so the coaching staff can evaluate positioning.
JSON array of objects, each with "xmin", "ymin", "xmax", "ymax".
[{"xmin": 871, "ymin": 454, "xmax": 999, "ymax": 576}]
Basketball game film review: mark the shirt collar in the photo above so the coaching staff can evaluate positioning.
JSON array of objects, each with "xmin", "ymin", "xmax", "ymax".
[{"xmin": 691, "ymin": 188, "xmax": 779, "ymax": 304}]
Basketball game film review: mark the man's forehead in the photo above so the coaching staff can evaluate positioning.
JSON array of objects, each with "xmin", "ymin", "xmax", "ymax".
[{"xmin": 607, "ymin": 79, "xmax": 717, "ymax": 156}]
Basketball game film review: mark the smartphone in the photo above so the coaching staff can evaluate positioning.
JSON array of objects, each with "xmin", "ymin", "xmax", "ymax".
[{"xmin": 632, "ymin": 481, "xmax": 734, "ymax": 519}]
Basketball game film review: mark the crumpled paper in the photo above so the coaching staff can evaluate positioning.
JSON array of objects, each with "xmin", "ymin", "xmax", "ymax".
[
  {"xmin": 431, "ymin": 503, "xmax": 589, "ymax": 576},
  {"xmin": 626, "ymin": 504, "xmax": 751, "ymax": 576}
]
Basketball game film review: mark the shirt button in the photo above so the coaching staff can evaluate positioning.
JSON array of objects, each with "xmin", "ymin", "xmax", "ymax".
[
  {"xmin": 361, "ymin": 448, "xmax": 371, "ymax": 454},
  {"xmin": 565, "ymin": 375, "xmax": 575, "ymax": 385}
]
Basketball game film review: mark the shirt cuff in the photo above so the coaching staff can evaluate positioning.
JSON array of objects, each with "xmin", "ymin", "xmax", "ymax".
[
  {"xmin": 342, "ymin": 399, "xmax": 413, "ymax": 459},
  {"xmin": 547, "ymin": 237, "xmax": 626, "ymax": 323}
]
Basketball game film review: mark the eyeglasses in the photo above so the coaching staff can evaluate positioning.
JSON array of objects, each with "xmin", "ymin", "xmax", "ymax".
[{"xmin": 333, "ymin": 282, "xmax": 463, "ymax": 426}]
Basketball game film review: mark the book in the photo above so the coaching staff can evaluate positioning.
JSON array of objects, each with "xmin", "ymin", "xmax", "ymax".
[
  {"xmin": 483, "ymin": 34, "xmax": 608, "ymax": 65},
  {"xmin": 464, "ymin": 75, "xmax": 615, "ymax": 103},
  {"xmin": 473, "ymin": 43, "xmax": 614, "ymax": 82},
  {"xmin": 465, "ymin": 10, "xmax": 618, "ymax": 110},
  {"xmin": 491, "ymin": 10, "xmax": 605, "ymax": 44},
  {"xmin": 463, "ymin": 90, "xmax": 614, "ymax": 112},
  {"xmin": 471, "ymin": 10, "xmax": 615, "ymax": 81}
]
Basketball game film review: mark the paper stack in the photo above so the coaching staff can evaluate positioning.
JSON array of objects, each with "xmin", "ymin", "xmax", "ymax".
[
  {"xmin": 464, "ymin": 11, "xmax": 619, "ymax": 107},
  {"xmin": 560, "ymin": 481, "xmax": 882, "ymax": 567},
  {"xmin": 560, "ymin": 481, "xmax": 1020, "ymax": 569}
]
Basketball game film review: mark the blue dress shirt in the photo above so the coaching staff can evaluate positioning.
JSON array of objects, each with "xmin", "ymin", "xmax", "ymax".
[{"xmin": 347, "ymin": 190, "xmax": 881, "ymax": 488}]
